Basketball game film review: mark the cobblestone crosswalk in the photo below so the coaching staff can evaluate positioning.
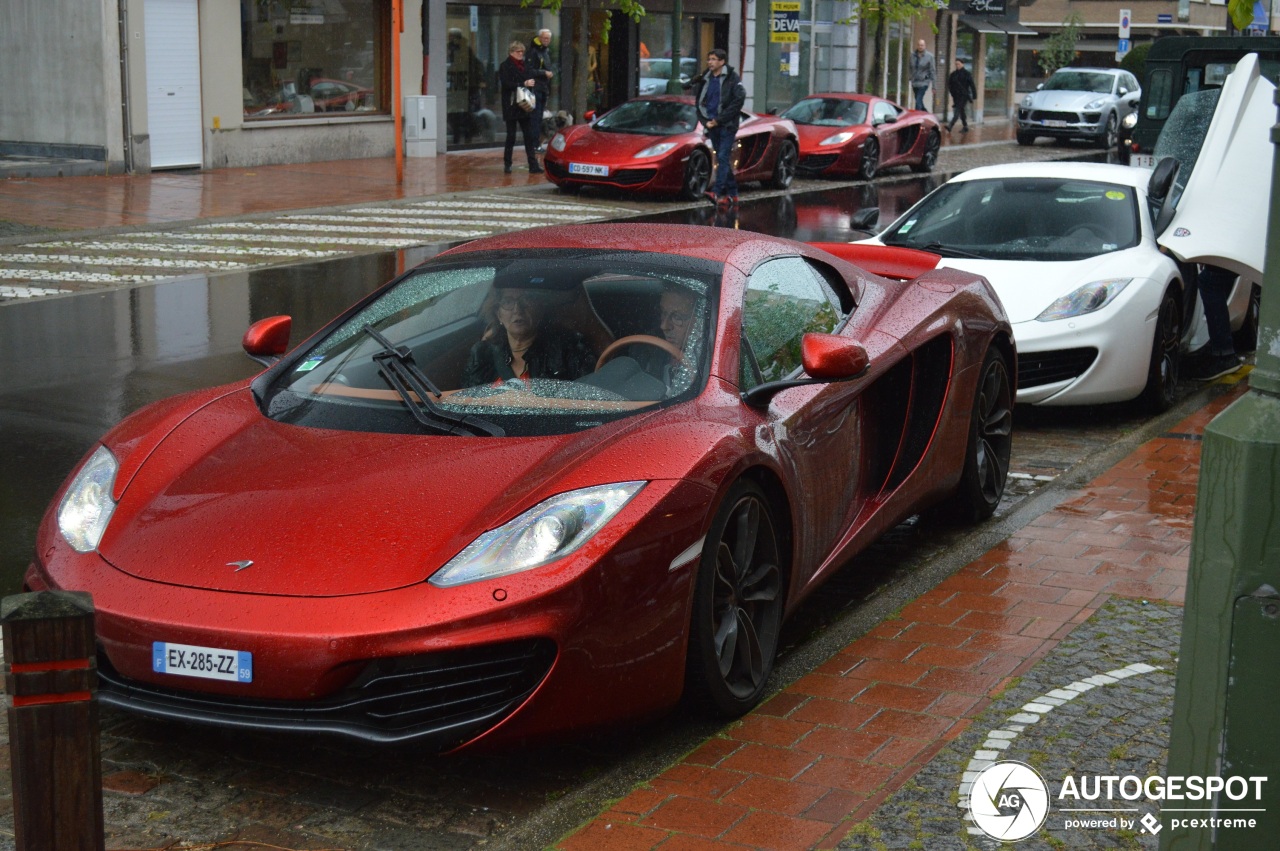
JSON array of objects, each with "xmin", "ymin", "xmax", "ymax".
[{"xmin": 0, "ymin": 194, "xmax": 633, "ymax": 302}]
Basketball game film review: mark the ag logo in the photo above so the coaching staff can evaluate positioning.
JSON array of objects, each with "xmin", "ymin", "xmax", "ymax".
[{"xmin": 968, "ymin": 760, "xmax": 1050, "ymax": 842}]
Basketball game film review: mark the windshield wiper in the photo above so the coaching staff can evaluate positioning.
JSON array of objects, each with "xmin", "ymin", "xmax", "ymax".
[
  {"xmin": 363, "ymin": 326, "xmax": 504, "ymax": 437},
  {"xmin": 919, "ymin": 242, "xmax": 990, "ymax": 260}
]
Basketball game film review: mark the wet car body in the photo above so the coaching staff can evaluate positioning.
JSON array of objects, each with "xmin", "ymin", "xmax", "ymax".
[
  {"xmin": 782, "ymin": 93, "xmax": 942, "ymax": 180},
  {"xmin": 861, "ymin": 57, "xmax": 1270, "ymax": 410},
  {"xmin": 29, "ymin": 224, "xmax": 1013, "ymax": 752},
  {"xmin": 1016, "ymin": 67, "xmax": 1141, "ymax": 149},
  {"xmin": 543, "ymin": 95, "xmax": 799, "ymax": 199}
]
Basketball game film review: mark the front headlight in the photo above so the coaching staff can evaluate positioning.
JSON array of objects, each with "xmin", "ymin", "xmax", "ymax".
[
  {"xmin": 1036, "ymin": 278, "xmax": 1132, "ymax": 321},
  {"xmin": 820, "ymin": 132, "xmax": 855, "ymax": 146},
  {"xmin": 429, "ymin": 481, "xmax": 646, "ymax": 588},
  {"xmin": 1121, "ymin": 111, "xmax": 1137, "ymax": 129},
  {"xmin": 551, "ymin": 132, "xmax": 567, "ymax": 152},
  {"xmin": 1021, "ymin": 94, "xmax": 1034, "ymax": 108},
  {"xmin": 1085, "ymin": 98, "xmax": 1108, "ymax": 111},
  {"xmin": 57, "ymin": 445, "xmax": 119, "ymax": 553},
  {"xmin": 635, "ymin": 142, "xmax": 676, "ymax": 158}
]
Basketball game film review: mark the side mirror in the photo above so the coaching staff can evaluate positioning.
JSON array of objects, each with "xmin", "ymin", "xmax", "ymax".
[
  {"xmin": 1036, "ymin": 83, "xmax": 1045, "ymax": 91},
  {"xmin": 802, "ymin": 334, "xmax": 869, "ymax": 379},
  {"xmin": 767, "ymin": 106, "xmax": 779, "ymax": 115},
  {"xmin": 242, "ymin": 315, "xmax": 292, "ymax": 367},
  {"xmin": 1119, "ymin": 86, "xmax": 1128, "ymax": 96},
  {"xmin": 741, "ymin": 333, "xmax": 869, "ymax": 406},
  {"xmin": 850, "ymin": 206, "xmax": 880, "ymax": 231},
  {"xmin": 1147, "ymin": 157, "xmax": 1181, "ymax": 237}
]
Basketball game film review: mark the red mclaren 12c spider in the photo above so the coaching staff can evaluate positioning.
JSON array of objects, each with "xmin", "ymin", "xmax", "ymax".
[
  {"xmin": 544, "ymin": 95, "xmax": 799, "ymax": 199},
  {"xmin": 30, "ymin": 224, "xmax": 1014, "ymax": 752},
  {"xmin": 781, "ymin": 93, "xmax": 943, "ymax": 180}
]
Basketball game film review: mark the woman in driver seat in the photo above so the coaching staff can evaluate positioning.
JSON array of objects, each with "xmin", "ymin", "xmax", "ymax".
[{"xmin": 461, "ymin": 286, "xmax": 598, "ymax": 386}]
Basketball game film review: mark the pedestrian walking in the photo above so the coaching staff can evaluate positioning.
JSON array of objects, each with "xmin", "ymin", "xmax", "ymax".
[
  {"xmin": 947, "ymin": 58, "xmax": 977, "ymax": 133},
  {"xmin": 498, "ymin": 40, "xmax": 542, "ymax": 174},
  {"xmin": 527, "ymin": 28, "xmax": 555, "ymax": 151},
  {"xmin": 690, "ymin": 48, "xmax": 746, "ymax": 206},
  {"xmin": 910, "ymin": 40, "xmax": 935, "ymax": 112}
]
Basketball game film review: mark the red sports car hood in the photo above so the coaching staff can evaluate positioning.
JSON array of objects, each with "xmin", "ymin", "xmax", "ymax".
[
  {"xmin": 793, "ymin": 122, "xmax": 865, "ymax": 153},
  {"xmin": 559, "ymin": 124, "xmax": 694, "ymax": 162},
  {"xmin": 98, "ymin": 388, "xmax": 684, "ymax": 598}
]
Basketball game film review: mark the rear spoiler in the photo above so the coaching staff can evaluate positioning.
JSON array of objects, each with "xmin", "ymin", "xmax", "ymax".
[{"xmin": 808, "ymin": 242, "xmax": 942, "ymax": 281}]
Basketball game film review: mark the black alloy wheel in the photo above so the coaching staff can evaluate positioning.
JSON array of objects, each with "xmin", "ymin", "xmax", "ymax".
[
  {"xmin": 681, "ymin": 149, "xmax": 712, "ymax": 201},
  {"xmin": 1140, "ymin": 289, "xmax": 1183, "ymax": 413},
  {"xmin": 770, "ymin": 139, "xmax": 798, "ymax": 189},
  {"xmin": 686, "ymin": 480, "xmax": 785, "ymax": 717},
  {"xmin": 1016, "ymin": 131, "xmax": 1035, "ymax": 146},
  {"xmin": 911, "ymin": 130, "xmax": 941, "ymax": 173},
  {"xmin": 943, "ymin": 347, "xmax": 1013, "ymax": 524},
  {"xmin": 858, "ymin": 138, "xmax": 880, "ymax": 180}
]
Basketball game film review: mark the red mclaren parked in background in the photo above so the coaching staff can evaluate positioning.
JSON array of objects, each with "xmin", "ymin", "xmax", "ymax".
[
  {"xmin": 781, "ymin": 93, "xmax": 942, "ymax": 180},
  {"xmin": 544, "ymin": 95, "xmax": 799, "ymax": 199},
  {"xmin": 31, "ymin": 224, "xmax": 1013, "ymax": 752}
]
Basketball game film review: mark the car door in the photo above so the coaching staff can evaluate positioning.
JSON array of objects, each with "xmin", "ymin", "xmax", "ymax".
[
  {"xmin": 871, "ymin": 100, "xmax": 903, "ymax": 162},
  {"xmin": 1154, "ymin": 53, "xmax": 1273, "ymax": 282},
  {"xmin": 739, "ymin": 256, "xmax": 862, "ymax": 582}
]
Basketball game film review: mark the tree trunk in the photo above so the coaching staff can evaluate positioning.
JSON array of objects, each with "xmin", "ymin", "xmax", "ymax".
[{"xmin": 574, "ymin": 0, "xmax": 593, "ymax": 122}]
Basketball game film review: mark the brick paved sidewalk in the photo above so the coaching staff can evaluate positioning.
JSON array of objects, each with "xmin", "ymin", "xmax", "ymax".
[{"xmin": 553, "ymin": 377, "xmax": 1250, "ymax": 851}]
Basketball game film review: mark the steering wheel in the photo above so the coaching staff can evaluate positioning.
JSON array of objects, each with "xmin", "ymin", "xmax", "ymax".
[
  {"xmin": 595, "ymin": 335, "xmax": 684, "ymax": 371},
  {"xmin": 1064, "ymin": 223, "xmax": 1108, "ymax": 242}
]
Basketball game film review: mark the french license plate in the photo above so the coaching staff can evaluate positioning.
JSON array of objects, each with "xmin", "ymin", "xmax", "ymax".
[
  {"xmin": 153, "ymin": 641, "xmax": 252, "ymax": 683},
  {"xmin": 568, "ymin": 162, "xmax": 609, "ymax": 176},
  {"xmin": 1131, "ymin": 153, "xmax": 1155, "ymax": 169},
  {"xmin": 1042, "ymin": 119, "xmax": 1069, "ymax": 128}
]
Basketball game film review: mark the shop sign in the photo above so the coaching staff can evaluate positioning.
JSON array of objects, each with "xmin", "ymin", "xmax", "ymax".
[{"xmin": 771, "ymin": 2, "xmax": 801, "ymax": 44}]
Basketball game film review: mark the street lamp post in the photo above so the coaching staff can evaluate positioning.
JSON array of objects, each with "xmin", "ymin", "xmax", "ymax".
[{"xmin": 1159, "ymin": 86, "xmax": 1280, "ymax": 850}]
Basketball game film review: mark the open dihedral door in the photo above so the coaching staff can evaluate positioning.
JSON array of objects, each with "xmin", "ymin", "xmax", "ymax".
[{"xmin": 1154, "ymin": 53, "xmax": 1275, "ymax": 282}]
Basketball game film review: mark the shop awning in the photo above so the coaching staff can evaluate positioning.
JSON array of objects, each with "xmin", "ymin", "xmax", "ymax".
[{"xmin": 959, "ymin": 15, "xmax": 1038, "ymax": 36}]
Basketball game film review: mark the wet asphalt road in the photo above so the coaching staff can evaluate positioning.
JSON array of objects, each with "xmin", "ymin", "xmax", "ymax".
[{"xmin": 0, "ymin": 163, "xmax": 1220, "ymax": 850}]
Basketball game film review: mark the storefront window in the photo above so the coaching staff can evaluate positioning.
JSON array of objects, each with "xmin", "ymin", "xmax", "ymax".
[
  {"xmin": 983, "ymin": 37, "xmax": 1007, "ymax": 116},
  {"xmin": 637, "ymin": 15, "xmax": 724, "ymax": 97},
  {"xmin": 446, "ymin": 5, "xmax": 552, "ymax": 147},
  {"xmin": 241, "ymin": 0, "xmax": 389, "ymax": 120},
  {"xmin": 756, "ymin": 0, "xmax": 840, "ymax": 114}
]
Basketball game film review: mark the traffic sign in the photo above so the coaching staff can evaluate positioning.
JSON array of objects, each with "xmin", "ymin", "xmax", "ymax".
[
  {"xmin": 1119, "ymin": 9, "xmax": 1131, "ymax": 39},
  {"xmin": 1158, "ymin": 13, "xmax": 1173, "ymax": 22},
  {"xmin": 1117, "ymin": 38, "xmax": 1131, "ymax": 59}
]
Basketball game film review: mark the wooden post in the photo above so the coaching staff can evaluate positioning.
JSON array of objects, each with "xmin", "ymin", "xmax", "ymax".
[{"xmin": 2, "ymin": 591, "xmax": 104, "ymax": 851}]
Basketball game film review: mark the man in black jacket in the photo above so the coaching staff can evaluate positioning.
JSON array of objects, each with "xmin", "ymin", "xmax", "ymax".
[
  {"xmin": 947, "ymin": 58, "xmax": 977, "ymax": 133},
  {"xmin": 527, "ymin": 28, "xmax": 555, "ymax": 150},
  {"xmin": 690, "ymin": 49, "xmax": 746, "ymax": 205}
]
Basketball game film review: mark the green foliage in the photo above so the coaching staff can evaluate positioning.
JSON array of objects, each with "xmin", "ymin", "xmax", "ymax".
[
  {"xmin": 1229, "ymin": 0, "xmax": 1256, "ymax": 29},
  {"xmin": 1119, "ymin": 41, "xmax": 1151, "ymax": 79},
  {"xmin": 1038, "ymin": 12, "xmax": 1084, "ymax": 77},
  {"xmin": 523, "ymin": 0, "xmax": 646, "ymax": 29}
]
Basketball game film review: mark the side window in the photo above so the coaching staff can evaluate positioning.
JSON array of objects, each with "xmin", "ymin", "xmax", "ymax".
[
  {"xmin": 741, "ymin": 258, "xmax": 843, "ymax": 387},
  {"xmin": 1146, "ymin": 69, "xmax": 1173, "ymax": 120},
  {"xmin": 873, "ymin": 101, "xmax": 897, "ymax": 124}
]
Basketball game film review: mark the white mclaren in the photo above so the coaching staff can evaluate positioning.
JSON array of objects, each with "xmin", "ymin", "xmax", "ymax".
[{"xmin": 859, "ymin": 54, "xmax": 1271, "ymax": 410}]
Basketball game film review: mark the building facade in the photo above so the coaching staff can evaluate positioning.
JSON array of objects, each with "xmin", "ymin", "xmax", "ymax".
[{"xmin": 0, "ymin": 0, "xmax": 863, "ymax": 172}]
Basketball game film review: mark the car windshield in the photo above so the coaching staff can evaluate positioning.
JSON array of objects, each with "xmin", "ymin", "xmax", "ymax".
[
  {"xmin": 1043, "ymin": 71, "xmax": 1116, "ymax": 95},
  {"xmin": 780, "ymin": 97, "xmax": 868, "ymax": 127},
  {"xmin": 595, "ymin": 100, "xmax": 698, "ymax": 135},
  {"xmin": 880, "ymin": 177, "xmax": 1141, "ymax": 261},
  {"xmin": 260, "ymin": 250, "xmax": 720, "ymax": 437}
]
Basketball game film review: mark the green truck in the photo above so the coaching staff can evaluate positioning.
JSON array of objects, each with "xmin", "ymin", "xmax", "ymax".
[{"xmin": 1120, "ymin": 35, "xmax": 1280, "ymax": 165}]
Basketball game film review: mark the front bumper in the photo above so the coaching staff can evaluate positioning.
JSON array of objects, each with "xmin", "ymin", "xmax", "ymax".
[
  {"xmin": 27, "ymin": 477, "xmax": 713, "ymax": 749},
  {"xmin": 1017, "ymin": 109, "xmax": 1107, "ymax": 139}
]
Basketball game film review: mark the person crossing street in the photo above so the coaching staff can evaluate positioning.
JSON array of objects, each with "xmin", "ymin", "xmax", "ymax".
[{"xmin": 690, "ymin": 48, "xmax": 746, "ymax": 206}]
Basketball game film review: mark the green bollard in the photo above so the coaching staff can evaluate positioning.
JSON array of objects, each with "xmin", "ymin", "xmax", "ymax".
[{"xmin": 1160, "ymin": 87, "xmax": 1280, "ymax": 850}]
